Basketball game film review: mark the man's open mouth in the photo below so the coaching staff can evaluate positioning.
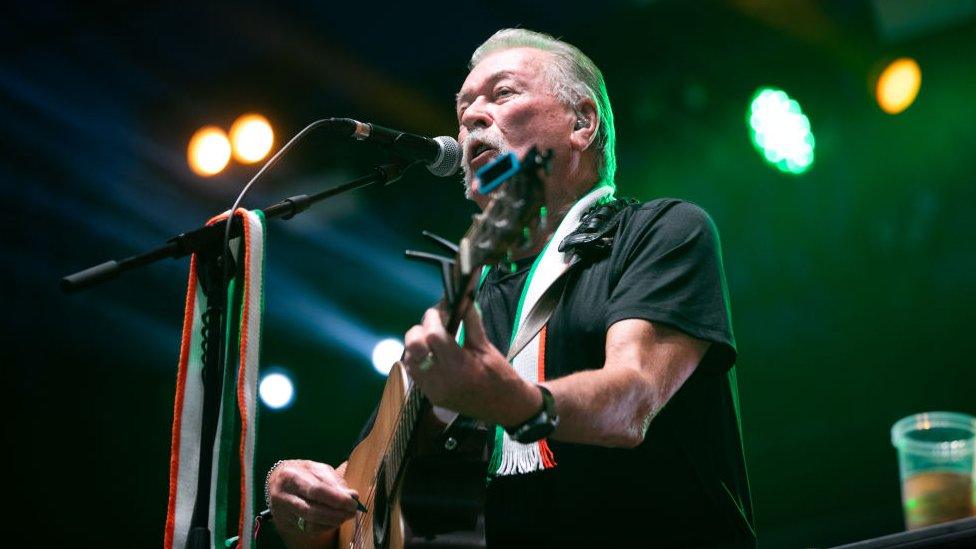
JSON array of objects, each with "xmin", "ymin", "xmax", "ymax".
[{"xmin": 469, "ymin": 142, "xmax": 499, "ymax": 168}]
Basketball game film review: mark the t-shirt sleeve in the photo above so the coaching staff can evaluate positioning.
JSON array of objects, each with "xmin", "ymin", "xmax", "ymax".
[{"xmin": 605, "ymin": 199, "xmax": 737, "ymax": 375}]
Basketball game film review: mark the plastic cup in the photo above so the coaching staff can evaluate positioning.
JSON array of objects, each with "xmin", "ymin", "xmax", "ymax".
[{"xmin": 891, "ymin": 411, "xmax": 976, "ymax": 530}]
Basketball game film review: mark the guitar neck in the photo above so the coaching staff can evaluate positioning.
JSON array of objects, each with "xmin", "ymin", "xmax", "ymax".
[
  {"xmin": 381, "ymin": 383, "xmax": 424, "ymax": 497},
  {"xmin": 384, "ymin": 263, "xmax": 482, "ymax": 491},
  {"xmin": 386, "ymin": 155, "xmax": 553, "ymax": 482}
]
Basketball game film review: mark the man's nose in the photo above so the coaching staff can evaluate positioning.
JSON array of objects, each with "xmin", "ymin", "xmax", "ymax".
[{"xmin": 460, "ymin": 97, "xmax": 492, "ymax": 132}]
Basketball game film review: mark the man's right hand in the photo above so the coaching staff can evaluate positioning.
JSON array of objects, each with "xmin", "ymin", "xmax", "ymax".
[{"xmin": 267, "ymin": 460, "xmax": 359, "ymax": 547}]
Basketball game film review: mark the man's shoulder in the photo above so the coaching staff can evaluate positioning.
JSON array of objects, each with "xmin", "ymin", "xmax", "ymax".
[{"xmin": 620, "ymin": 197, "xmax": 719, "ymax": 241}]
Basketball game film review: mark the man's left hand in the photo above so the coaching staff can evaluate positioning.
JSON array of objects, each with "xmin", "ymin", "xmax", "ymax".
[{"xmin": 401, "ymin": 303, "xmax": 541, "ymax": 427}]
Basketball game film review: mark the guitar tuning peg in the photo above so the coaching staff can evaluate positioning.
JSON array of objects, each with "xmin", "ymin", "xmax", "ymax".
[
  {"xmin": 421, "ymin": 230, "xmax": 459, "ymax": 254},
  {"xmin": 493, "ymin": 218, "xmax": 511, "ymax": 230},
  {"xmin": 404, "ymin": 249, "xmax": 457, "ymax": 307}
]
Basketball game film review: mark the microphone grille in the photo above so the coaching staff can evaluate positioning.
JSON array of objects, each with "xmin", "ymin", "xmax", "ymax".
[{"xmin": 429, "ymin": 136, "xmax": 462, "ymax": 177}]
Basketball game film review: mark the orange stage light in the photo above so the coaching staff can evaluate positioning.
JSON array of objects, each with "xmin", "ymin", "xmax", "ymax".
[
  {"xmin": 876, "ymin": 58, "xmax": 922, "ymax": 115},
  {"xmin": 229, "ymin": 113, "xmax": 274, "ymax": 164},
  {"xmin": 187, "ymin": 126, "xmax": 232, "ymax": 176}
]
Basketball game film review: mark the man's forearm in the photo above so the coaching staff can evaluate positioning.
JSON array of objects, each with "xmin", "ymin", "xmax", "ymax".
[
  {"xmin": 539, "ymin": 319, "xmax": 707, "ymax": 448},
  {"xmin": 543, "ymin": 366, "xmax": 660, "ymax": 447}
]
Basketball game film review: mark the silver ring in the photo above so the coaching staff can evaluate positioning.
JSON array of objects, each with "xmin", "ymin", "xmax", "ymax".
[
  {"xmin": 297, "ymin": 515, "xmax": 306, "ymax": 532},
  {"xmin": 418, "ymin": 352, "xmax": 435, "ymax": 372}
]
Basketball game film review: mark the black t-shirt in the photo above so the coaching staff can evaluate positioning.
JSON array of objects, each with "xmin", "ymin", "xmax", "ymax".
[{"xmin": 477, "ymin": 198, "xmax": 755, "ymax": 548}]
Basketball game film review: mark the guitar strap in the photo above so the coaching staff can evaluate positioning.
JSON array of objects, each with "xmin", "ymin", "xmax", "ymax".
[
  {"xmin": 504, "ymin": 258, "xmax": 575, "ymax": 363},
  {"xmin": 486, "ymin": 185, "xmax": 614, "ymax": 477},
  {"xmin": 506, "ymin": 196, "xmax": 638, "ymax": 360}
]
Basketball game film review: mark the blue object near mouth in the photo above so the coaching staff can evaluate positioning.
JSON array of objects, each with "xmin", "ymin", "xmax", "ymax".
[{"xmin": 475, "ymin": 151, "xmax": 518, "ymax": 195}]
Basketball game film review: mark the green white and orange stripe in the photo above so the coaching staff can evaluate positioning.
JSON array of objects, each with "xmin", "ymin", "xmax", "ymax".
[
  {"xmin": 483, "ymin": 185, "xmax": 613, "ymax": 476},
  {"xmin": 165, "ymin": 208, "xmax": 266, "ymax": 549}
]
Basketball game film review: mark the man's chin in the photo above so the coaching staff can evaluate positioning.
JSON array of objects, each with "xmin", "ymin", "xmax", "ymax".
[
  {"xmin": 462, "ymin": 176, "xmax": 477, "ymax": 200},
  {"xmin": 461, "ymin": 178, "xmax": 490, "ymax": 209}
]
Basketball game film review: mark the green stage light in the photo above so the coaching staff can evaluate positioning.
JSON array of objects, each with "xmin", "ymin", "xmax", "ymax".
[{"xmin": 748, "ymin": 87, "xmax": 815, "ymax": 175}]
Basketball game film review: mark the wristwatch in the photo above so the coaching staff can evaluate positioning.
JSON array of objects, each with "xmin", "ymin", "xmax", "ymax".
[{"xmin": 504, "ymin": 385, "xmax": 559, "ymax": 443}]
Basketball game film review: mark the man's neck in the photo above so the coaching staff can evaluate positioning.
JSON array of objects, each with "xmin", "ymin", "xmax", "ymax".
[
  {"xmin": 507, "ymin": 226, "xmax": 555, "ymax": 262},
  {"xmin": 506, "ymin": 185, "xmax": 592, "ymax": 261}
]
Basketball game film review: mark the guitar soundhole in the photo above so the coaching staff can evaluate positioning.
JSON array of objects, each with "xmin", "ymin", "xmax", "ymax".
[{"xmin": 372, "ymin": 465, "xmax": 390, "ymax": 548}]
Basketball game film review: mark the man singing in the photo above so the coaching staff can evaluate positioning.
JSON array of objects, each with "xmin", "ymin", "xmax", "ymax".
[{"xmin": 267, "ymin": 28, "xmax": 756, "ymax": 548}]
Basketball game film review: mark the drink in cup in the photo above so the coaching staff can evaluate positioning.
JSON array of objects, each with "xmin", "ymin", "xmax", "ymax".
[{"xmin": 891, "ymin": 412, "xmax": 975, "ymax": 529}]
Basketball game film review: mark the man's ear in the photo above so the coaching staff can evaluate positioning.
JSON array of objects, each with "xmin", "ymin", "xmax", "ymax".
[{"xmin": 570, "ymin": 98, "xmax": 599, "ymax": 152}]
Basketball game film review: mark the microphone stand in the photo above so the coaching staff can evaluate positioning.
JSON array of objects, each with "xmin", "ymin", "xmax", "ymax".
[
  {"xmin": 60, "ymin": 158, "xmax": 414, "ymax": 548},
  {"xmin": 60, "ymin": 160, "xmax": 411, "ymax": 293}
]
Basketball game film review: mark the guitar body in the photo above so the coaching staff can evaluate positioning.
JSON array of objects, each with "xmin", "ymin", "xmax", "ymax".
[
  {"xmin": 338, "ymin": 362, "xmax": 488, "ymax": 549},
  {"xmin": 339, "ymin": 361, "xmax": 410, "ymax": 549}
]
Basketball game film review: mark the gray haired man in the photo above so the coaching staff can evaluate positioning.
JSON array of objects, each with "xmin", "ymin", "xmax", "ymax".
[{"xmin": 269, "ymin": 28, "xmax": 755, "ymax": 548}]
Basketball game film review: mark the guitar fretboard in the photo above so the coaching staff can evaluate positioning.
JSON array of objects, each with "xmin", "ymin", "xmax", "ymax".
[{"xmin": 382, "ymin": 382, "xmax": 423, "ymax": 494}]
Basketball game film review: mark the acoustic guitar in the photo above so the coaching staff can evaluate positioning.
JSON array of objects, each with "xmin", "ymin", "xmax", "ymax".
[{"xmin": 338, "ymin": 148, "xmax": 550, "ymax": 549}]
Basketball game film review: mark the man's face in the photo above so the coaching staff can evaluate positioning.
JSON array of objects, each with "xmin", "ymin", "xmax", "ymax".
[{"xmin": 456, "ymin": 47, "xmax": 576, "ymax": 203}]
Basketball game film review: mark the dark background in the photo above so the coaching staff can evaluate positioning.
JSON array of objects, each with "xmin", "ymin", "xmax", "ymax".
[{"xmin": 3, "ymin": 0, "xmax": 974, "ymax": 546}]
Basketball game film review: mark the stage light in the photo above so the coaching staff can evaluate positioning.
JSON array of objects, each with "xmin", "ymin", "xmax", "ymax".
[
  {"xmin": 259, "ymin": 372, "xmax": 295, "ymax": 410},
  {"xmin": 230, "ymin": 113, "xmax": 274, "ymax": 164},
  {"xmin": 187, "ymin": 126, "xmax": 232, "ymax": 176},
  {"xmin": 371, "ymin": 338, "xmax": 404, "ymax": 376},
  {"xmin": 747, "ymin": 87, "xmax": 815, "ymax": 175},
  {"xmin": 876, "ymin": 58, "xmax": 921, "ymax": 115}
]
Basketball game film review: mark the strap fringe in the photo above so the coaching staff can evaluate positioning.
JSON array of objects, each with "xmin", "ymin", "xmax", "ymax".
[{"xmin": 495, "ymin": 433, "xmax": 547, "ymax": 476}]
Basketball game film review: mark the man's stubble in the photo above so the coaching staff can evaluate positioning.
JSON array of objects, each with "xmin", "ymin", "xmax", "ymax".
[{"xmin": 460, "ymin": 126, "xmax": 511, "ymax": 199}]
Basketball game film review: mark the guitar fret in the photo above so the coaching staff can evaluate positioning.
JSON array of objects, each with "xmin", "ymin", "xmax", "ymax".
[{"xmin": 384, "ymin": 386, "xmax": 423, "ymax": 493}]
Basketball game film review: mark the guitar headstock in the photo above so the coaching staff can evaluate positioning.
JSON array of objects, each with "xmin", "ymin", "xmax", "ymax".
[{"xmin": 457, "ymin": 147, "xmax": 551, "ymax": 277}]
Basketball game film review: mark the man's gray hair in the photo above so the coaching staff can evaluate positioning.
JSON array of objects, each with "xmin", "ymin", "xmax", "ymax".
[{"xmin": 469, "ymin": 28, "xmax": 617, "ymax": 189}]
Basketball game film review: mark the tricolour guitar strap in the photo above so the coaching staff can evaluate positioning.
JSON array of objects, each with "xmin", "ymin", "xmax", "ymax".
[
  {"xmin": 483, "ymin": 185, "xmax": 614, "ymax": 476},
  {"xmin": 165, "ymin": 208, "xmax": 265, "ymax": 549}
]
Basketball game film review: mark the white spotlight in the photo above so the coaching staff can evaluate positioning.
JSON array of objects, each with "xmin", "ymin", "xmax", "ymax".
[
  {"xmin": 259, "ymin": 372, "xmax": 295, "ymax": 410},
  {"xmin": 372, "ymin": 338, "xmax": 404, "ymax": 376}
]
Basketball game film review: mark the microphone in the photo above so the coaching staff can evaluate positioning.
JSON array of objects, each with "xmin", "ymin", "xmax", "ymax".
[{"xmin": 343, "ymin": 119, "xmax": 461, "ymax": 177}]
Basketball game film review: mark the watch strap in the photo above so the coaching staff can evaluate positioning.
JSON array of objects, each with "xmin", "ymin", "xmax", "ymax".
[{"xmin": 505, "ymin": 385, "xmax": 559, "ymax": 443}]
